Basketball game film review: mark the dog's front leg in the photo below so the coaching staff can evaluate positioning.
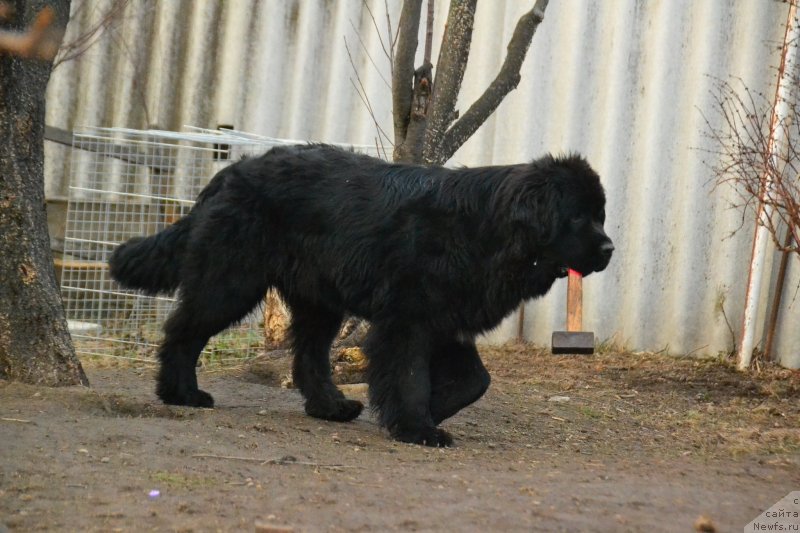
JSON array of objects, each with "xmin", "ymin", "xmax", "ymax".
[{"xmin": 364, "ymin": 321, "xmax": 453, "ymax": 447}]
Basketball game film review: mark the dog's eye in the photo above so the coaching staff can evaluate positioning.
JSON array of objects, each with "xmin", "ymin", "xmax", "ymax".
[{"xmin": 569, "ymin": 215, "xmax": 585, "ymax": 226}]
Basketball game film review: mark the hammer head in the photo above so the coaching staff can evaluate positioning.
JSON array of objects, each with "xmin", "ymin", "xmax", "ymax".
[{"xmin": 551, "ymin": 331, "xmax": 595, "ymax": 355}]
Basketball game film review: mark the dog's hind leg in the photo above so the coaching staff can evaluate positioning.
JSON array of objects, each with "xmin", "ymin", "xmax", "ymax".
[
  {"xmin": 156, "ymin": 331, "xmax": 214, "ymax": 408},
  {"xmin": 288, "ymin": 302, "xmax": 364, "ymax": 422},
  {"xmin": 364, "ymin": 321, "xmax": 453, "ymax": 447},
  {"xmin": 157, "ymin": 279, "xmax": 266, "ymax": 408},
  {"xmin": 429, "ymin": 340, "xmax": 490, "ymax": 425}
]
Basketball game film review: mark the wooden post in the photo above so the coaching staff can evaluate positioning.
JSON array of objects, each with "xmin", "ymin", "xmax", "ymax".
[
  {"xmin": 764, "ymin": 230, "xmax": 794, "ymax": 361},
  {"xmin": 551, "ymin": 269, "xmax": 594, "ymax": 354},
  {"xmin": 566, "ymin": 269, "xmax": 583, "ymax": 332},
  {"xmin": 516, "ymin": 304, "xmax": 526, "ymax": 342}
]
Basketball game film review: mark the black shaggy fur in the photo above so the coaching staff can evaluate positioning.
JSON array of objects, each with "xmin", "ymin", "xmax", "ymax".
[{"xmin": 109, "ymin": 144, "xmax": 614, "ymax": 447}]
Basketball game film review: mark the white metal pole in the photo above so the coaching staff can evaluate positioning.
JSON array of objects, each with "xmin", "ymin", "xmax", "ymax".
[{"xmin": 738, "ymin": 2, "xmax": 800, "ymax": 370}]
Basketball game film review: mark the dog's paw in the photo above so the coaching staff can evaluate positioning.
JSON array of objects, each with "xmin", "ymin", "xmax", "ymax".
[
  {"xmin": 393, "ymin": 426, "xmax": 454, "ymax": 448},
  {"xmin": 186, "ymin": 389, "xmax": 215, "ymax": 408},
  {"xmin": 158, "ymin": 387, "xmax": 215, "ymax": 408},
  {"xmin": 306, "ymin": 398, "xmax": 364, "ymax": 422}
]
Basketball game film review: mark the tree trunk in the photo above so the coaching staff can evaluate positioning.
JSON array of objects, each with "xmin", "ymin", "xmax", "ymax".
[
  {"xmin": 391, "ymin": 0, "xmax": 424, "ymax": 163},
  {"xmin": 392, "ymin": 0, "xmax": 549, "ymax": 165},
  {"xmin": 0, "ymin": 0, "xmax": 87, "ymax": 386}
]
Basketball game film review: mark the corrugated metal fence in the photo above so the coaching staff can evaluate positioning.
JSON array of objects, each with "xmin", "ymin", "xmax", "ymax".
[{"xmin": 44, "ymin": 0, "xmax": 800, "ymax": 366}]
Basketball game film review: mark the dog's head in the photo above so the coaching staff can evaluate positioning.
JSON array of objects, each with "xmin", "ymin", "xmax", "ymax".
[{"xmin": 501, "ymin": 154, "xmax": 614, "ymax": 277}]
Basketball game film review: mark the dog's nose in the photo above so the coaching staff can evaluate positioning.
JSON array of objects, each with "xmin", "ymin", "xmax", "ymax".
[{"xmin": 600, "ymin": 241, "xmax": 614, "ymax": 256}]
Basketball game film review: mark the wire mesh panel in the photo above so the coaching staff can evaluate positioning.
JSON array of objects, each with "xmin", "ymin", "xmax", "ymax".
[{"xmin": 61, "ymin": 126, "xmax": 381, "ymax": 363}]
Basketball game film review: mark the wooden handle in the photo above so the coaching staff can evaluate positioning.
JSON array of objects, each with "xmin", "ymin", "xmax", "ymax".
[{"xmin": 566, "ymin": 269, "xmax": 583, "ymax": 332}]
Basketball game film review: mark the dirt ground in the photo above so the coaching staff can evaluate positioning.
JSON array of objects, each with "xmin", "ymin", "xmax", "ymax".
[{"xmin": 1, "ymin": 344, "xmax": 799, "ymax": 532}]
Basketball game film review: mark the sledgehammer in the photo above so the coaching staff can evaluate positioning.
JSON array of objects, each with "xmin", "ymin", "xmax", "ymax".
[{"xmin": 551, "ymin": 269, "xmax": 594, "ymax": 354}]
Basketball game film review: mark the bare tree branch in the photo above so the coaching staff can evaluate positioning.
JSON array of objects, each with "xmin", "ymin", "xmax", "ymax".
[
  {"xmin": 344, "ymin": 38, "xmax": 394, "ymax": 154},
  {"xmin": 704, "ymin": 77, "xmax": 800, "ymax": 257},
  {"xmin": 424, "ymin": 0, "xmax": 434, "ymax": 63},
  {"xmin": 385, "ymin": 0, "xmax": 399, "ymax": 65},
  {"xmin": 392, "ymin": 0, "xmax": 423, "ymax": 157},
  {"xmin": 52, "ymin": 0, "xmax": 131, "ymax": 68},
  {"xmin": 348, "ymin": 19, "xmax": 392, "ymax": 90},
  {"xmin": 420, "ymin": 0, "xmax": 476, "ymax": 164},
  {"xmin": 430, "ymin": 0, "xmax": 549, "ymax": 164},
  {"xmin": 361, "ymin": 0, "xmax": 393, "ymax": 69}
]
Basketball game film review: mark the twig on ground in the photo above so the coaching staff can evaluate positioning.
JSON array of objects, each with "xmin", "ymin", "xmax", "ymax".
[
  {"xmin": 192, "ymin": 453, "xmax": 362, "ymax": 470},
  {"xmin": 1, "ymin": 417, "xmax": 32, "ymax": 423}
]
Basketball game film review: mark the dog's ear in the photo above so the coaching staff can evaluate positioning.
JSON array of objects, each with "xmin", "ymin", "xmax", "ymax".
[{"xmin": 509, "ymin": 181, "xmax": 561, "ymax": 247}]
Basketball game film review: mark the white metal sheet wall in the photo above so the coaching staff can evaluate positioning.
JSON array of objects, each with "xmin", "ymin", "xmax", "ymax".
[{"xmin": 44, "ymin": 0, "xmax": 800, "ymax": 366}]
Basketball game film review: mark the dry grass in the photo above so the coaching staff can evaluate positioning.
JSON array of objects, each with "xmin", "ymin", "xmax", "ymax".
[{"xmin": 480, "ymin": 343, "xmax": 800, "ymax": 459}]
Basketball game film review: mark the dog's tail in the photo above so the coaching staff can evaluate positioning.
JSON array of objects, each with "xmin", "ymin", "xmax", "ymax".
[{"xmin": 109, "ymin": 217, "xmax": 192, "ymax": 295}]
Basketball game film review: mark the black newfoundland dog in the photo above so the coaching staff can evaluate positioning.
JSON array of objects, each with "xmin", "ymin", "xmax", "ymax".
[{"xmin": 110, "ymin": 144, "xmax": 613, "ymax": 446}]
